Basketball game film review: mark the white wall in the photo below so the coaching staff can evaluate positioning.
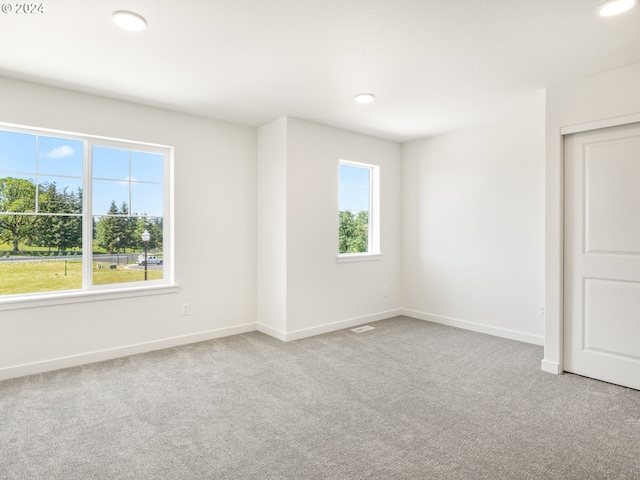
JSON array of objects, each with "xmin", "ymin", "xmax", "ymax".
[
  {"xmin": 544, "ymin": 61, "xmax": 640, "ymax": 374},
  {"xmin": 257, "ymin": 118, "xmax": 288, "ymax": 336},
  {"xmin": 402, "ymin": 91, "xmax": 546, "ymax": 345},
  {"xmin": 286, "ymin": 118, "xmax": 403, "ymax": 337},
  {"xmin": 0, "ymin": 77, "xmax": 257, "ymax": 380},
  {"xmin": 0, "ymin": 72, "xmax": 570, "ymax": 380},
  {"xmin": 257, "ymin": 117, "xmax": 403, "ymax": 340}
]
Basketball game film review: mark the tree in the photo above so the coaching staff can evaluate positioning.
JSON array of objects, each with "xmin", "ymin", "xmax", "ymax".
[
  {"xmin": 147, "ymin": 217, "xmax": 163, "ymax": 250},
  {"xmin": 95, "ymin": 201, "xmax": 122, "ymax": 252},
  {"xmin": 339, "ymin": 210, "xmax": 368, "ymax": 254},
  {"xmin": 34, "ymin": 182, "xmax": 56, "ymax": 252},
  {"xmin": 132, "ymin": 215, "xmax": 163, "ymax": 252},
  {"xmin": 93, "ymin": 200, "xmax": 164, "ymax": 255},
  {"xmin": 35, "ymin": 181, "xmax": 83, "ymax": 252},
  {"xmin": 118, "ymin": 202, "xmax": 134, "ymax": 252},
  {"xmin": 0, "ymin": 177, "xmax": 37, "ymax": 251}
]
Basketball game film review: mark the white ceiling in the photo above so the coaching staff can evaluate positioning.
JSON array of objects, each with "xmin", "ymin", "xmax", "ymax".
[{"xmin": 2, "ymin": 0, "xmax": 640, "ymax": 142}]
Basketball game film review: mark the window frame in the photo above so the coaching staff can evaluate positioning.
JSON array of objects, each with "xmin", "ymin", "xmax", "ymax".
[
  {"xmin": 337, "ymin": 159, "xmax": 381, "ymax": 263},
  {"xmin": 0, "ymin": 122, "xmax": 176, "ymax": 310}
]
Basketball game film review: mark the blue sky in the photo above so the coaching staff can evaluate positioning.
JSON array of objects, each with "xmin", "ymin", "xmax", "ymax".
[
  {"xmin": 339, "ymin": 163, "xmax": 370, "ymax": 213},
  {"xmin": 0, "ymin": 129, "xmax": 163, "ymax": 216}
]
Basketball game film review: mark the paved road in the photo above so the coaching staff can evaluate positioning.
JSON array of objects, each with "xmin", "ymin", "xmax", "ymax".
[
  {"xmin": 0, "ymin": 255, "xmax": 163, "ymax": 270},
  {"xmin": 0, "ymin": 255, "xmax": 82, "ymax": 263},
  {"xmin": 125, "ymin": 264, "xmax": 163, "ymax": 271}
]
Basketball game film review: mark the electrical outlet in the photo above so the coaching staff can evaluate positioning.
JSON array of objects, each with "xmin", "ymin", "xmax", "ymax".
[
  {"xmin": 538, "ymin": 304, "xmax": 545, "ymax": 317},
  {"xmin": 182, "ymin": 303, "xmax": 190, "ymax": 316}
]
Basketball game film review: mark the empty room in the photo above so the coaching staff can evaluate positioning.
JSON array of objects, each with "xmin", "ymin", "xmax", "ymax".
[{"xmin": 1, "ymin": 1, "xmax": 639, "ymax": 478}]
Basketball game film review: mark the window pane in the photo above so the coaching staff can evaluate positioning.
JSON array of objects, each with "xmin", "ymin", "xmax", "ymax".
[
  {"xmin": 339, "ymin": 164, "xmax": 353, "ymax": 187},
  {"xmin": 33, "ymin": 215, "xmax": 83, "ymax": 253},
  {"xmin": 352, "ymin": 188, "xmax": 370, "ymax": 212},
  {"xmin": 92, "ymin": 179, "xmax": 129, "ymax": 215},
  {"xmin": 131, "ymin": 183, "xmax": 163, "ymax": 216},
  {"xmin": 338, "ymin": 162, "xmax": 372, "ymax": 254},
  {"xmin": 338, "ymin": 209, "xmax": 369, "ymax": 254},
  {"xmin": 339, "ymin": 187, "xmax": 352, "ymax": 211},
  {"xmin": 1, "ymin": 125, "xmax": 171, "ymax": 300},
  {"xmin": 93, "ymin": 146, "xmax": 129, "ymax": 180},
  {"xmin": 131, "ymin": 151, "xmax": 163, "ymax": 183},
  {"xmin": 351, "ymin": 167, "xmax": 370, "ymax": 189},
  {"xmin": 338, "ymin": 168, "xmax": 370, "ymax": 213},
  {"xmin": 0, "ymin": 175, "xmax": 37, "ymax": 213},
  {"xmin": 91, "ymin": 144, "xmax": 165, "ymax": 287},
  {"xmin": 92, "ymin": 215, "xmax": 164, "ymax": 286},
  {"xmin": 0, "ymin": 130, "xmax": 36, "ymax": 174},
  {"xmin": 38, "ymin": 136, "xmax": 83, "ymax": 177},
  {"xmin": 0, "ymin": 215, "xmax": 83, "ymax": 295},
  {"xmin": 37, "ymin": 176, "xmax": 83, "ymax": 214}
]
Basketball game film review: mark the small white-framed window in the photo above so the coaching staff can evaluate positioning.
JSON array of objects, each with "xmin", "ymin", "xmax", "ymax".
[
  {"xmin": 0, "ymin": 122, "xmax": 174, "ymax": 306},
  {"xmin": 338, "ymin": 160, "xmax": 380, "ymax": 261}
]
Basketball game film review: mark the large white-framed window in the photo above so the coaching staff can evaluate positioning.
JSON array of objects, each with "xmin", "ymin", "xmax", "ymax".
[
  {"xmin": 0, "ymin": 122, "xmax": 174, "ymax": 308},
  {"xmin": 337, "ymin": 159, "xmax": 380, "ymax": 262}
]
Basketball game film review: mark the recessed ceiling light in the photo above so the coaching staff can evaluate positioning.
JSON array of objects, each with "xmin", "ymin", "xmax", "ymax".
[
  {"xmin": 354, "ymin": 93, "xmax": 375, "ymax": 104},
  {"xmin": 112, "ymin": 11, "xmax": 147, "ymax": 31},
  {"xmin": 598, "ymin": 0, "xmax": 637, "ymax": 16}
]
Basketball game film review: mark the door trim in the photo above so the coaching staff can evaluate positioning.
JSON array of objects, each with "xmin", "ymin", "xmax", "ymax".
[
  {"xmin": 543, "ymin": 116, "xmax": 640, "ymax": 376},
  {"xmin": 544, "ymin": 64, "xmax": 640, "ymax": 377},
  {"xmin": 560, "ymin": 113, "xmax": 640, "ymax": 136}
]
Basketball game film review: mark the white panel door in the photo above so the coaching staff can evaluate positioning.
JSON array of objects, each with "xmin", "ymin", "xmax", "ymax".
[{"xmin": 564, "ymin": 122, "xmax": 640, "ymax": 390}]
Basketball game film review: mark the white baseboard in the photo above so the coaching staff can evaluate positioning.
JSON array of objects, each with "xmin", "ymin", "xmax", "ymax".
[
  {"xmin": 256, "ymin": 323, "xmax": 287, "ymax": 341},
  {"xmin": 1, "ymin": 309, "xmax": 548, "ymax": 381},
  {"xmin": 0, "ymin": 323, "xmax": 256, "ymax": 382},
  {"xmin": 541, "ymin": 359, "xmax": 562, "ymax": 375},
  {"xmin": 401, "ymin": 309, "xmax": 544, "ymax": 346},
  {"xmin": 263, "ymin": 309, "xmax": 403, "ymax": 342}
]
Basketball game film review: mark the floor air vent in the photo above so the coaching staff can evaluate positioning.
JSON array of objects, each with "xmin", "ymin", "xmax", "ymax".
[{"xmin": 351, "ymin": 325, "xmax": 375, "ymax": 333}]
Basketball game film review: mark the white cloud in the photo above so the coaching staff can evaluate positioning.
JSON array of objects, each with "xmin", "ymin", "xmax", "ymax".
[
  {"xmin": 45, "ymin": 145, "xmax": 74, "ymax": 159},
  {"xmin": 117, "ymin": 175, "xmax": 137, "ymax": 186}
]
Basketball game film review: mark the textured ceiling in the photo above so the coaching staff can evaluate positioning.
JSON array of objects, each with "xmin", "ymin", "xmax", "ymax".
[{"xmin": 1, "ymin": 0, "xmax": 640, "ymax": 141}]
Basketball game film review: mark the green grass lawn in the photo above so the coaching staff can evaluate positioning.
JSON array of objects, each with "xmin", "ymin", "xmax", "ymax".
[
  {"xmin": 0, "ymin": 260, "xmax": 162, "ymax": 295},
  {"xmin": 0, "ymin": 260, "xmax": 82, "ymax": 294},
  {"xmin": 93, "ymin": 263, "xmax": 162, "ymax": 285}
]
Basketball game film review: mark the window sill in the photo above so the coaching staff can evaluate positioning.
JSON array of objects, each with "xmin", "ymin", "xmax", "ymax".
[
  {"xmin": 0, "ymin": 284, "xmax": 180, "ymax": 311},
  {"xmin": 336, "ymin": 253, "xmax": 383, "ymax": 263}
]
